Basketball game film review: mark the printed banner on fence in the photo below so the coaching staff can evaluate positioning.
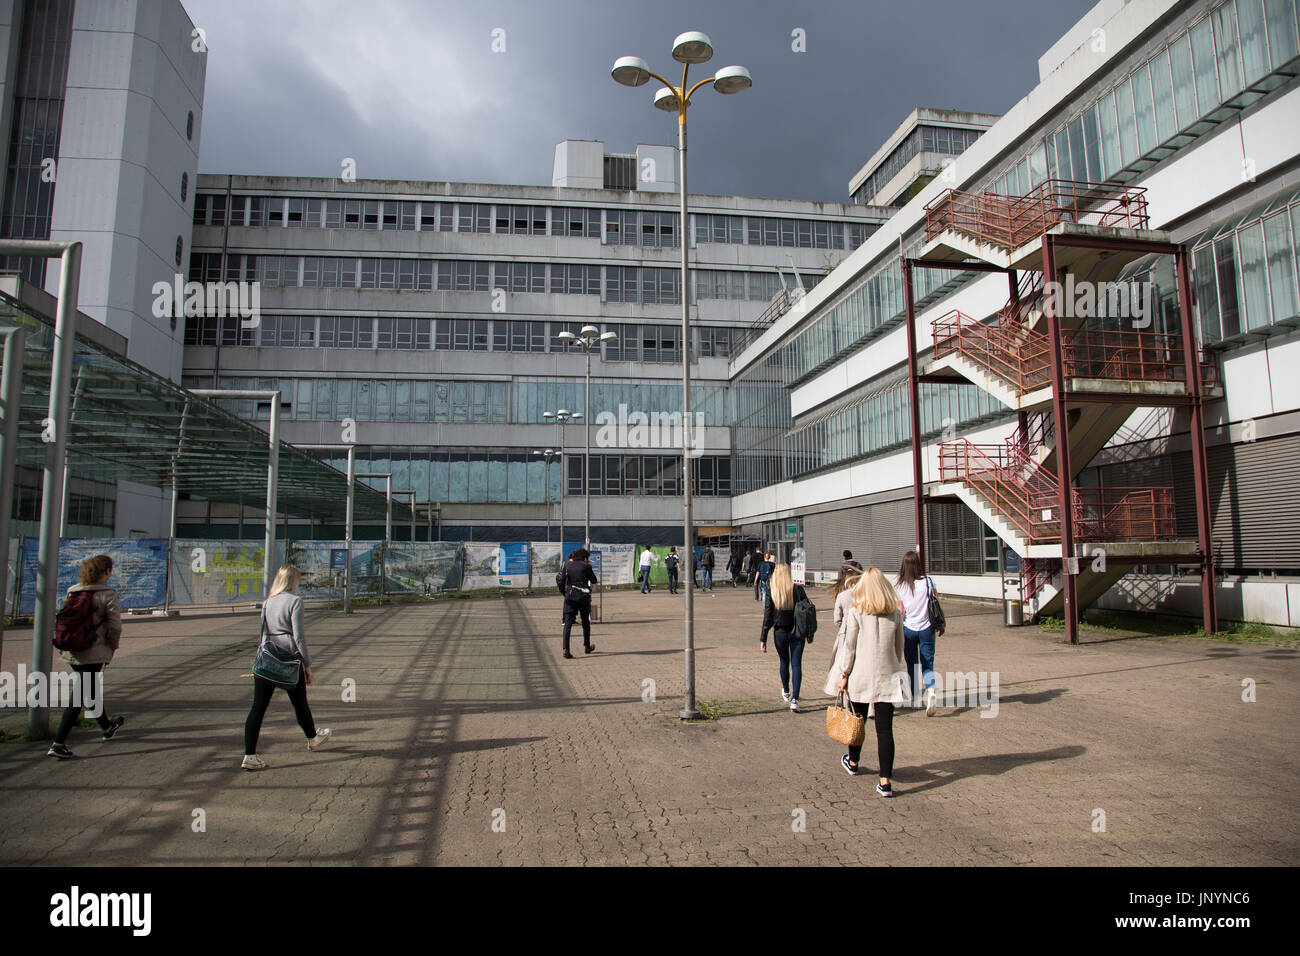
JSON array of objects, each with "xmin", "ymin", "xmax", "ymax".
[
  {"xmin": 169, "ymin": 539, "xmax": 285, "ymax": 606},
  {"xmin": 497, "ymin": 542, "xmax": 530, "ymax": 588},
  {"xmin": 385, "ymin": 542, "xmax": 465, "ymax": 595},
  {"xmin": 591, "ymin": 542, "xmax": 636, "ymax": 586},
  {"xmin": 462, "ymin": 543, "xmax": 501, "ymax": 591},
  {"xmin": 529, "ymin": 542, "xmax": 562, "ymax": 590},
  {"xmin": 20, "ymin": 537, "xmax": 168, "ymax": 613},
  {"xmin": 289, "ymin": 540, "xmax": 382, "ymax": 600}
]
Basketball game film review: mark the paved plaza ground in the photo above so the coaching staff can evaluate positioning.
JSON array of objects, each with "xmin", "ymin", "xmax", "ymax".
[{"xmin": 0, "ymin": 584, "xmax": 1296, "ymax": 866}]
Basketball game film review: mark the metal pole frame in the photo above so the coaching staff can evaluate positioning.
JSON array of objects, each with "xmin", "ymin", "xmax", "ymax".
[
  {"xmin": 585, "ymin": 346, "xmax": 592, "ymax": 549},
  {"xmin": 190, "ymin": 388, "xmax": 283, "ymax": 602},
  {"xmin": 2, "ymin": 239, "xmax": 83, "ymax": 738},
  {"xmin": 296, "ymin": 443, "xmax": 357, "ymax": 613},
  {"xmin": 901, "ymin": 258, "xmax": 926, "ymax": 571},
  {"xmin": 1041, "ymin": 235, "xmax": 1080, "ymax": 645},
  {"xmin": 678, "ymin": 96, "xmax": 699, "ymax": 719},
  {"xmin": 1175, "ymin": 245, "xmax": 1218, "ymax": 635},
  {"xmin": 0, "ymin": 326, "xmax": 27, "ymax": 664}
]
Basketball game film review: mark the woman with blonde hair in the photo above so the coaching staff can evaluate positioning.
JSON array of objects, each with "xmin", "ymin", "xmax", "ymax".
[
  {"xmin": 47, "ymin": 555, "xmax": 126, "ymax": 759},
  {"xmin": 824, "ymin": 567, "xmax": 910, "ymax": 796},
  {"xmin": 242, "ymin": 564, "xmax": 330, "ymax": 770},
  {"xmin": 760, "ymin": 563, "xmax": 811, "ymax": 712}
]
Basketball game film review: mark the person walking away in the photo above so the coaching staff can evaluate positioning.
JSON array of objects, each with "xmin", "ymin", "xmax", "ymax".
[
  {"xmin": 827, "ymin": 559, "xmax": 870, "ymax": 717},
  {"xmin": 560, "ymin": 547, "xmax": 599, "ymax": 658},
  {"xmin": 665, "ymin": 547, "xmax": 681, "ymax": 595},
  {"xmin": 760, "ymin": 563, "xmax": 812, "ymax": 713},
  {"xmin": 825, "ymin": 567, "xmax": 910, "ymax": 796},
  {"xmin": 700, "ymin": 545, "xmax": 715, "ymax": 591},
  {"xmin": 47, "ymin": 555, "xmax": 126, "ymax": 759},
  {"xmin": 243, "ymin": 564, "xmax": 330, "ymax": 770},
  {"xmin": 896, "ymin": 550, "xmax": 943, "ymax": 715},
  {"xmin": 838, "ymin": 550, "xmax": 858, "ymax": 577},
  {"xmin": 727, "ymin": 550, "xmax": 743, "ymax": 587},
  {"xmin": 745, "ymin": 548, "xmax": 759, "ymax": 588},
  {"xmin": 638, "ymin": 546, "xmax": 658, "ymax": 593},
  {"xmin": 756, "ymin": 551, "xmax": 776, "ymax": 605}
]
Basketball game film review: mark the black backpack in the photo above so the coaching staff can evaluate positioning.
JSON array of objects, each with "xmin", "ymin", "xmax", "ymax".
[
  {"xmin": 555, "ymin": 564, "xmax": 567, "ymax": 595},
  {"xmin": 665, "ymin": 554, "xmax": 679, "ymax": 572},
  {"xmin": 792, "ymin": 587, "xmax": 818, "ymax": 642}
]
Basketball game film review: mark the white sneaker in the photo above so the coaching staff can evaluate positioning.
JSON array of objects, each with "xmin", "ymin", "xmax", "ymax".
[
  {"xmin": 926, "ymin": 687, "xmax": 936, "ymax": 716},
  {"xmin": 241, "ymin": 754, "xmax": 267, "ymax": 771},
  {"xmin": 308, "ymin": 728, "xmax": 332, "ymax": 751},
  {"xmin": 790, "ymin": 699, "xmax": 801, "ymax": 713},
  {"xmin": 781, "ymin": 690, "xmax": 790, "ymax": 703}
]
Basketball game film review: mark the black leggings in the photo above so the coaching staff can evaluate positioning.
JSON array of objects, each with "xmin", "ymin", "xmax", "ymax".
[
  {"xmin": 54, "ymin": 664, "xmax": 111, "ymax": 744},
  {"xmin": 847, "ymin": 701, "xmax": 895, "ymax": 778},
  {"xmin": 244, "ymin": 673, "xmax": 316, "ymax": 754}
]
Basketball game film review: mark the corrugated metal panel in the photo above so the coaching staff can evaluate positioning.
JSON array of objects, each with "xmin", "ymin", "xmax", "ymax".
[{"xmin": 1126, "ymin": 434, "xmax": 1300, "ymax": 572}]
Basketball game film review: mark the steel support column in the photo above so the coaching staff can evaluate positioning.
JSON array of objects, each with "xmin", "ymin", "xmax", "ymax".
[
  {"xmin": 1175, "ymin": 246, "xmax": 1218, "ymax": 635},
  {"xmin": 1042, "ymin": 236, "xmax": 1079, "ymax": 645},
  {"xmin": 0, "ymin": 326, "xmax": 27, "ymax": 664},
  {"xmin": 27, "ymin": 240, "xmax": 82, "ymax": 737},
  {"xmin": 902, "ymin": 258, "xmax": 926, "ymax": 569}
]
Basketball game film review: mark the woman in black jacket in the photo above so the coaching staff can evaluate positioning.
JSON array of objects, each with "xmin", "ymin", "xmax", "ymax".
[
  {"xmin": 560, "ymin": 548, "xmax": 599, "ymax": 659},
  {"xmin": 760, "ymin": 562, "xmax": 810, "ymax": 712}
]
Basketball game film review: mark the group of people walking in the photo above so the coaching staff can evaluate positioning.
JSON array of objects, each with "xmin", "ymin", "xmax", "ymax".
[
  {"xmin": 48, "ymin": 555, "xmax": 330, "ymax": 772},
  {"xmin": 637, "ymin": 545, "xmax": 717, "ymax": 594},
  {"xmin": 758, "ymin": 548, "xmax": 945, "ymax": 798}
]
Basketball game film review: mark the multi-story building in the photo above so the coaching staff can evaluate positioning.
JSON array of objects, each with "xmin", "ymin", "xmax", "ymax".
[
  {"xmin": 848, "ymin": 107, "xmax": 999, "ymax": 208},
  {"xmin": 179, "ymin": 141, "xmax": 889, "ymax": 542},
  {"xmin": 730, "ymin": 0, "xmax": 1300, "ymax": 627},
  {"xmin": 1, "ymin": 0, "xmax": 205, "ymax": 539}
]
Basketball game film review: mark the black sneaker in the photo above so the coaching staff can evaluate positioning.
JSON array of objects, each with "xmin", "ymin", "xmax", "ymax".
[
  {"xmin": 46, "ymin": 743, "xmax": 74, "ymax": 759},
  {"xmin": 584, "ymin": 644, "xmax": 595, "ymax": 654},
  {"xmin": 101, "ymin": 716, "xmax": 126, "ymax": 741},
  {"xmin": 876, "ymin": 781, "xmax": 894, "ymax": 798},
  {"xmin": 562, "ymin": 651, "xmax": 574, "ymax": 659},
  {"xmin": 841, "ymin": 754, "xmax": 859, "ymax": 776}
]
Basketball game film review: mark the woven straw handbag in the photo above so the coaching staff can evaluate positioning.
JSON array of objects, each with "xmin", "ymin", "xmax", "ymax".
[{"xmin": 826, "ymin": 692, "xmax": 866, "ymax": 747}]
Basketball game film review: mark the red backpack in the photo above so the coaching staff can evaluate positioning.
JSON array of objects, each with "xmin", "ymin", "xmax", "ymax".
[{"xmin": 53, "ymin": 590, "xmax": 99, "ymax": 652}]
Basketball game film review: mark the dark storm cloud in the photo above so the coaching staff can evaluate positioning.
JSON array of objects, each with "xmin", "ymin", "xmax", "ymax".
[{"xmin": 183, "ymin": 0, "xmax": 1095, "ymax": 200}]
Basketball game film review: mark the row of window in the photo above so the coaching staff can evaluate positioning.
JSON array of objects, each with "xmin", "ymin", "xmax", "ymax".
[
  {"xmin": 299, "ymin": 449, "xmax": 731, "ymax": 505},
  {"xmin": 192, "ymin": 193, "xmax": 872, "ymax": 250},
  {"xmin": 11, "ymin": 485, "xmax": 115, "ymax": 529},
  {"xmin": 186, "ymin": 376, "xmax": 732, "ymax": 428},
  {"xmin": 850, "ymin": 124, "xmax": 986, "ymax": 206},
  {"xmin": 187, "ymin": 252, "xmax": 805, "ymax": 304},
  {"xmin": 182, "ymin": 314, "xmax": 740, "ymax": 360},
  {"xmin": 988, "ymin": 0, "xmax": 1300, "ymax": 196},
  {"xmin": 785, "ymin": 379, "xmax": 1005, "ymax": 479},
  {"xmin": 565, "ymin": 455, "xmax": 731, "ymax": 497}
]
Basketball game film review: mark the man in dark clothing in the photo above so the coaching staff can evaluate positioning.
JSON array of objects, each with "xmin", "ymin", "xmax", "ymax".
[
  {"xmin": 665, "ymin": 547, "xmax": 681, "ymax": 594},
  {"xmin": 726, "ymin": 550, "xmax": 743, "ymax": 587},
  {"xmin": 838, "ymin": 549, "xmax": 858, "ymax": 578},
  {"xmin": 700, "ymin": 546, "xmax": 715, "ymax": 591},
  {"xmin": 560, "ymin": 548, "xmax": 599, "ymax": 658}
]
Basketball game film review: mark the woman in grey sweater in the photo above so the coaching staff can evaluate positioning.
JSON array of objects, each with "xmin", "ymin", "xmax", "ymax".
[{"xmin": 242, "ymin": 565, "xmax": 330, "ymax": 770}]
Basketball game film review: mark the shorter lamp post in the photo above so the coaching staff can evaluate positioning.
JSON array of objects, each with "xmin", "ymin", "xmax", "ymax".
[
  {"xmin": 532, "ymin": 448, "xmax": 561, "ymax": 542},
  {"xmin": 557, "ymin": 326, "xmax": 617, "ymax": 548},
  {"xmin": 543, "ymin": 409, "xmax": 580, "ymax": 541}
]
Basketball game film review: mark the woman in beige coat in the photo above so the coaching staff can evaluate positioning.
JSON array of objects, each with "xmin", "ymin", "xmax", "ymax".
[
  {"xmin": 824, "ymin": 567, "xmax": 911, "ymax": 796},
  {"xmin": 47, "ymin": 555, "xmax": 126, "ymax": 759}
]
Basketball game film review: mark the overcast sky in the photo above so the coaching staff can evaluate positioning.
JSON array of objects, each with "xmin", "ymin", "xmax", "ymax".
[{"xmin": 181, "ymin": 0, "xmax": 1096, "ymax": 203}]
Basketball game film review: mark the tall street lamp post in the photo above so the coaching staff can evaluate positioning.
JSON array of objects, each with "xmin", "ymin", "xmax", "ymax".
[
  {"xmin": 557, "ymin": 326, "xmax": 616, "ymax": 550},
  {"xmin": 612, "ymin": 32, "xmax": 751, "ymax": 720}
]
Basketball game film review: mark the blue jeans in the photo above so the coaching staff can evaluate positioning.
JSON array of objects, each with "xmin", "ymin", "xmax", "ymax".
[
  {"xmin": 702, "ymin": 567, "xmax": 713, "ymax": 589},
  {"xmin": 903, "ymin": 625, "xmax": 936, "ymax": 701},
  {"xmin": 667, "ymin": 570, "xmax": 678, "ymax": 593},
  {"xmin": 772, "ymin": 630, "xmax": 805, "ymax": 700},
  {"xmin": 640, "ymin": 567, "xmax": 652, "ymax": 593}
]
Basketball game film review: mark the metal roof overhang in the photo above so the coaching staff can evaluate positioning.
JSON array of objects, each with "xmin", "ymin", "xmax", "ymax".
[{"xmin": 0, "ymin": 284, "xmax": 391, "ymax": 523}]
